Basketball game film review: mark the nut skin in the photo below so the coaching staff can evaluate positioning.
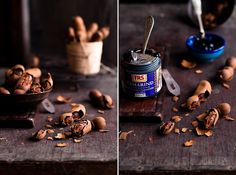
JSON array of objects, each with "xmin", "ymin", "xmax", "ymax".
[
  {"xmin": 14, "ymin": 73, "xmax": 33, "ymax": 94},
  {"xmin": 186, "ymin": 80, "xmax": 212, "ymax": 110},
  {"xmin": 33, "ymin": 129, "xmax": 47, "ymax": 140},
  {"xmin": 91, "ymin": 116, "xmax": 106, "ymax": 130},
  {"xmin": 216, "ymin": 103, "xmax": 231, "ymax": 116},
  {"xmin": 159, "ymin": 121, "xmax": 175, "ymax": 135},
  {"xmin": 71, "ymin": 104, "xmax": 86, "ymax": 120},
  {"xmin": 71, "ymin": 120, "xmax": 92, "ymax": 137},
  {"xmin": 59, "ymin": 112, "xmax": 74, "ymax": 126},
  {"xmin": 0, "ymin": 87, "xmax": 10, "ymax": 94},
  {"xmin": 41, "ymin": 73, "xmax": 53, "ymax": 91}
]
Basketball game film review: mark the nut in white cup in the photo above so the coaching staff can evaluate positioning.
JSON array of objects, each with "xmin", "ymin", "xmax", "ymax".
[{"xmin": 66, "ymin": 41, "xmax": 103, "ymax": 75}]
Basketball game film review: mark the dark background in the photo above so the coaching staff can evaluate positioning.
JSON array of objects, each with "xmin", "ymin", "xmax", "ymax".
[
  {"xmin": 0, "ymin": 0, "xmax": 117, "ymax": 67},
  {"xmin": 120, "ymin": 0, "xmax": 188, "ymax": 3}
]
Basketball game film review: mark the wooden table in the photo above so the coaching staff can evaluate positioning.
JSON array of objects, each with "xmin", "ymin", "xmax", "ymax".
[
  {"xmin": 119, "ymin": 4, "xmax": 236, "ymax": 175},
  {"xmin": 0, "ymin": 70, "xmax": 117, "ymax": 175}
]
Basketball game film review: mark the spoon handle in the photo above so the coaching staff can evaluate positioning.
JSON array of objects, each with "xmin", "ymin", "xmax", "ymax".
[
  {"xmin": 191, "ymin": 0, "xmax": 205, "ymax": 38},
  {"xmin": 142, "ymin": 16, "xmax": 154, "ymax": 54}
]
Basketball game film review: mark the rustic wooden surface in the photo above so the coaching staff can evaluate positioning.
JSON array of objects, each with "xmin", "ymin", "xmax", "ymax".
[
  {"xmin": 119, "ymin": 4, "xmax": 236, "ymax": 174},
  {"xmin": 0, "ymin": 73, "xmax": 117, "ymax": 175}
]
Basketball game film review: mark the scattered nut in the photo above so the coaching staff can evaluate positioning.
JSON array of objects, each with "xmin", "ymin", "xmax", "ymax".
[
  {"xmin": 89, "ymin": 89, "xmax": 114, "ymax": 109},
  {"xmin": 160, "ymin": 121, "xmax": 175, "ymax": 135},
  {"xmin": 183, "ymin": 140, "xmax": 195, "ymax": 147},
  {"xmin": 32, "ymin": 129, "xmax": 47, "ymax": 140},
  {"xmin": 56, "ymin": 95, "xmax": 71, "ymax": 103},
  {"xmin": 54, "ymin": 133, "xmax": 66, "ymax": 140},
  {"xmin": 186, "ymin": 80, "xmax": 212, "ymax": 110},
  {"xmin": 55, "ymin": 143, "xmax": 68, "ymax": 148},
  {"xmin": 218, "ymin": 57, "xmax": 236, "ymax": 82},
  {"xmin": 216, "ymin": 103, "xmax": 231, "ymax": 116},
  {"xmin": 197, "ymin": 108, "xmax": 219, "ymax": 130},
  {"xmin": 172, "ymin": 107, "xmax": 178, "ymax": 112},
  {"xmin": 224, "ymin": 116, "xmax": 235, "ymax": 121},
  {"xmin": 47, "ymin": 116, "xmax": 53, "ymax": 122},
  {"xmin": 195, "ymin": 127, "xmax": 208, "ymax": 136},
  {"xmin": 222, "ymin": 83, "xmax": 230, "ymax": 89},
  {"xmin": 181, "ymin": 128, "xmax": 188, "ymax": 133},
  {"xmin": 97, "ymin": 110, "xmax": 105, "ymax": 114},
  {"xmin": 205, "ymin": 130, "xmax": 213, "ymax": 137},
  {"xmin": 171, "ymin": 115, "xmax": 182, "ymax": 123},
  {"xmin": 119, "ymin": 130, "xmax": 134, "ymax": 140},
  {"xmin": 47, "ymin": 137, "xmax": 53, "ymax": 140},
  {"xmin": 59, "ymin": 112, "xmax": 74, "ymax": 126},
  {"xmin": 91, "ymin": 116, "xmax": 106, "ymax": 130},
  {"xmin": 71, "ymin": 104, "xmax": 86, "ymax": 120},
  {"xmin": 195, "ymin": 69, "xmax": 203, "ymax": 74},
  {"xmin": 174, "ymin": 128, "xmax": 180, "ymax": 134},
  {"xmin": 181, "ymin": 59, "xmax": 196, "ymax": 69},
  {"xmin": 47, "ymin": 129, "xmax": 55, "ymax": 134},
  {"xmin": 73, "ymin": 139, "xmax": 82, "ymax": 143},
  {"xmin": 172, "ymin": 96, "xmax": 179, "ymax": 102},
  {"xmin": 71, "ymin": 120, "xmax": 92, "ymax": 137}
]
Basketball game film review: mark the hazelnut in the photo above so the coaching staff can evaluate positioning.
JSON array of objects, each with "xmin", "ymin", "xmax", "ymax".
[
  {"xmin": 103, "ymin": 94, "xmax": 114, "ymax": 109},
  {"xmin": 89, "ymin": 89, "xmax": 103, "ymax": 99},
  {"xmin": 226, "ymin": 56, "xmax": 236, "ymax": 69},
  {"xmin": 219, "ymin": 66, "xmax": 234, "ymax": 82},
  {"xmin": 91, "ymin": 116, "xmax": 106, "ymax": 130},
  {"xmin": 216, "ymin": 103, "xmax": 231, "ymax": 116}
]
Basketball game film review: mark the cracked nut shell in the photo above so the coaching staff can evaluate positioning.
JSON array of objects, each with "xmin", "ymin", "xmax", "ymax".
[
  {"xmin": 160, "ymin": 121, "xmax": 175, "ymax": 135},
  {"xmin": 59, "ymin": 112, "xmax": 74, "ymax": 126},
  {"xmin": 71, "ymin": 120, "xmax": 92, "ymax": 137},
  {"xmin": 71, "ymin": 104, "xmax": 86, "ymax": 120}
]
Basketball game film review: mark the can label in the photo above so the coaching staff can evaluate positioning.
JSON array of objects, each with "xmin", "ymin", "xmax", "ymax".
[{"xmin": 123, "ymin": 66, "xmax": 162, "ymax": 97}]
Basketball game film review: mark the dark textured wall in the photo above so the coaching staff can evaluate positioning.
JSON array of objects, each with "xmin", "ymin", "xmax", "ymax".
[{"xmin": 0, "ymin": 0, "xmax": 117, "ymax": 67}]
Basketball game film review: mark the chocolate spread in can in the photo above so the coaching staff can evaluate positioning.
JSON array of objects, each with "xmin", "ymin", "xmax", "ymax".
[{"xmin": 121, "ymin": 49, "xmax": 162, "ymax": 98}]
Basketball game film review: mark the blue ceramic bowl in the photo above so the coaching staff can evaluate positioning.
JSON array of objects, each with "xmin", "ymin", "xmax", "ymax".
[{"xmin": 186, "ymin": 33, "xmax": 226, "ymax": 62}]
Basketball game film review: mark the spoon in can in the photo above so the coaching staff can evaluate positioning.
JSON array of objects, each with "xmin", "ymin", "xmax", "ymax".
[
  {"xmin": 142, "ymin": 16, "xmax": 155, "ymax": 54},
  {"xmin": 191, "ymin": 0, "xmax": 205, "ymax": 39}
]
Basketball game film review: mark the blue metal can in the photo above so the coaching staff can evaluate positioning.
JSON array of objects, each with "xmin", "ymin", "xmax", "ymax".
[{"xmin": 121, "ymin": 49, "xmax": 162, "ymax": 98}]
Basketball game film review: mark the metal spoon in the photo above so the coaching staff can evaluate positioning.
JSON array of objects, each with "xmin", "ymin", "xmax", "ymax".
[
  {"xmin": 142, "ymin": 16, "xmax": 154, "ymax": 54},
  {"xmin": 191, "ymin": 0, "xmax": 205, "ymax": 39}
]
